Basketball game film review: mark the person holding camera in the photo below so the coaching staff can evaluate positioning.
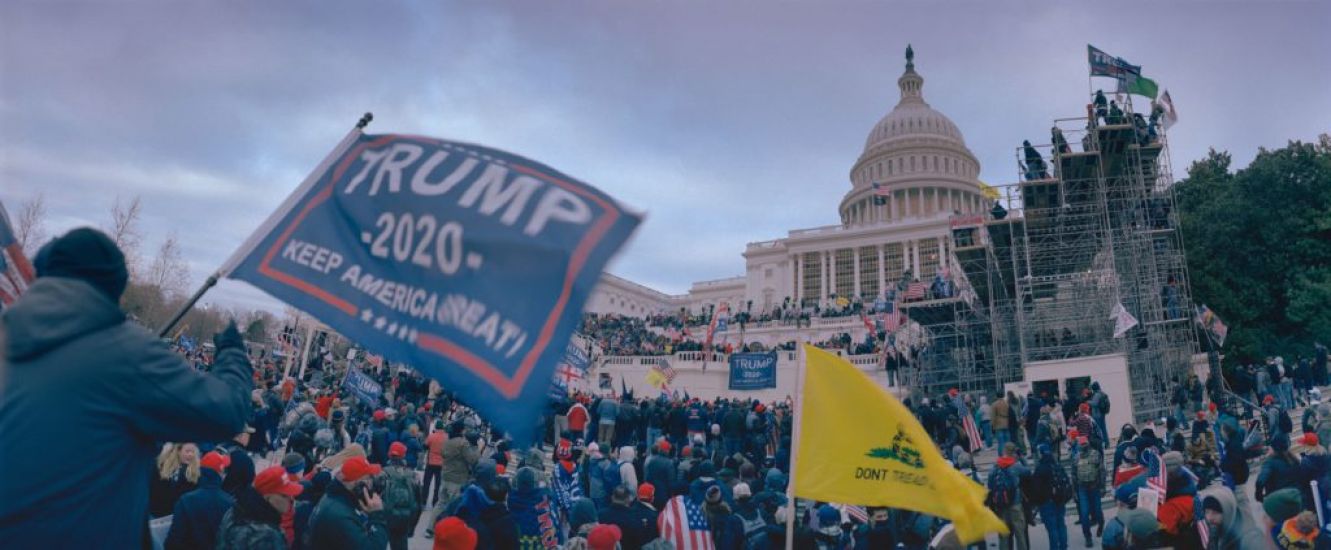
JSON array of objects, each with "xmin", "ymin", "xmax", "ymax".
[{"xmin": 306, "ymin": 456, "xmax": 389, "ymax": 549}]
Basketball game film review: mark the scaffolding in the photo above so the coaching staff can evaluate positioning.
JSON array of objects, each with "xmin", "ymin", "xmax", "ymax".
[{"xmin": 904, "ymin": 93, "xmax": 1197, "ymax": 420}]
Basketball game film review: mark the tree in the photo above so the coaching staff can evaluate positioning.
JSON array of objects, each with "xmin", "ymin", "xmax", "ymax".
[
  {"xmin": 145, "ymin": 233, "xmax": 191, "ymax": 298},
  {"xmin": 1175, "ymin": 137, "xmax": 1331, "ymax": 363},
  {"xmin": 107, "ymin": 195, "xmax": 144, "ymax": 275},
  {"xmin": 13, "ymin": 193, "xmax": 48, "ymax": 258},
  {"xmin": 244, "ymin": 310, "xmax": 275, "ymax": 343}
]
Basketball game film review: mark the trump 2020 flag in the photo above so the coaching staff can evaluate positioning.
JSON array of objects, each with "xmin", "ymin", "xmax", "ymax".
[
  {"xmin": 224, "ymin": 127, "xmax": 641, "ymax": 444},
  {"xmin": 794, "ymin": 345, "xmax": 1006, "ymax": 544}
]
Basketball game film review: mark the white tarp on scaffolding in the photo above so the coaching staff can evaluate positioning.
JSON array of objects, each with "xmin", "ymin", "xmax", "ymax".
[{"xmin": 1111, "ymin": 302, "xmax": 1139, "ymax": 338}]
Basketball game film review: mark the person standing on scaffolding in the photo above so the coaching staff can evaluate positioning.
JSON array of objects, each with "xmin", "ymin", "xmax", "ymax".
[
  {"xmin": 1093, "ymin": 90, "xmax": 1108, "ymax": 126},
  {"xmin": 1106, "ymin": 100, "xmax": 1125, "ymax": 125},
  {"xmin": 1051, "ymin": 126, "xmax": 1071, "ymax": 155},
  {"xmin": 1022, "ymin": 140, "xmax": 1049, "ymax": 180}
]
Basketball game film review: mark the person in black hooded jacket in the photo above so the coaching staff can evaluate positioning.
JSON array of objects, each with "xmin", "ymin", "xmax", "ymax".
[{"xmin": 0, "ymin": 227, "xmax": 254, "ymax": 550}]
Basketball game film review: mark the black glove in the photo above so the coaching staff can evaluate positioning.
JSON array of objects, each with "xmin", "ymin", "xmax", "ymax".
[{"xmin": 214, "ymin": 320, "xmax": 245, "ymax": 352}]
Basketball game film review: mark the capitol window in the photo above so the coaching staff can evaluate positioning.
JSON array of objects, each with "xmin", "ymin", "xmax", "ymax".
[
  {"xmin": 834, "ymin": 249, "xmax": 854, "ymax": 297},
  {"xmin": 859, "ymin": 246, "xmax": 879, "ymax": 298},
  {"xmin": 883, "ymin": 243, "xmax": 905, "ymax": 283},
  {"xmin": 919, "ymin": 238, "xmax": 941, "ymax": 278}
]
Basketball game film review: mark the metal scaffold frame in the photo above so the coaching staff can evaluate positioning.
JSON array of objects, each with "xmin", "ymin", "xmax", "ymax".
[{"xmin": 903, "ymin": 92, "xmax": 1197, "ymax": 420}]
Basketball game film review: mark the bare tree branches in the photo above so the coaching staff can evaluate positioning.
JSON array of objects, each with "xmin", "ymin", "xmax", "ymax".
[
  {"xmin": 107, "ymin": 195, "xmax": 143, "ymax": 275},
  {"xmin": 146, "ymin": 232, "xmax": 191, "ymax": 297},
  {"xmin": 14, "ymin": 193, "xmax": 49, "ymax": 258}
]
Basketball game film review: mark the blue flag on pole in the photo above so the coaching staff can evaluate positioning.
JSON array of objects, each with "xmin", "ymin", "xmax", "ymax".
[
  {"xmin": 343, "ymin": 366, "xmax": 384, "ymax": 406},
  {"xmin": 225, "ymin": 129, "xmax": 641, "ymax": 444}
]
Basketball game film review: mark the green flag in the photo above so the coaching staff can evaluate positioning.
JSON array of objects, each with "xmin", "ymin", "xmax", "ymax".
[{"xmin": 1122, "ymin": 74, "xmax": 1158, "ymax": 99}]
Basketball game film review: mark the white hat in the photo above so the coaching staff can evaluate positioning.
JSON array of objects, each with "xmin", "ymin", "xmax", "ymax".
[{"xmin": 733, "ymin": 482, "xmax": 752, "ymax": 498}]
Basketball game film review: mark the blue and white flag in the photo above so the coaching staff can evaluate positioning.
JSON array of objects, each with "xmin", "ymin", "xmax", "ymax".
[
  {"xmin": 1088, "ymin": 44, "xmax": 1141, "ymax": 80},
  {"xmin": 224, "ymin": 128, "xmax": 641, "ymax": 444},
  {"xmin": 343, "ymin": 366, "xmax": 384, "ymax": 406}
]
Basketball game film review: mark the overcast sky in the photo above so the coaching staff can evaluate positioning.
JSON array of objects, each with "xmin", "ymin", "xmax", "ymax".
[{"xmin": 3, "ymin": 1, "xmax": 1328, "ymax": 313}]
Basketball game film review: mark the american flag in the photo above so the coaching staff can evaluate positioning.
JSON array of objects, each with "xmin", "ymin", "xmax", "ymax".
[
  {"xmin": 0, "ymin": 201, "xmax": 35, "ymax": 308},
  {"xmin": 961, "ymin": 410, "xmax": 984, "ymax": 453},
  {"xmin": 659, "ymin": 495, "xmax": 714, "ymax": 550},
  {"xmin": 1143, "ymin": 448, "xmax": 1167, "ymax": 493},
  {"xmin": 903, "ymin": 281, "xmax": 927, "ymax": 301},
  {"xmin": 838, "ymin": 504, "xmax": 868, "ymax": 523},
  {"xmin": 654, "ymin": 358, "xmax": 677, "ymax": 383},
  {"xmin": 880, "ymin": 300, "xmax": 904, "ymax": 333}
]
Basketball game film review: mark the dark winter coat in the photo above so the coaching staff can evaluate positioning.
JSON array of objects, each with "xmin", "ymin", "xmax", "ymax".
[
  {"xmin": 150, "ymin": 466, "xmax": 199, "ymax": 518},
  {"xmin": 1257, "ymin": 454, "xmax": 1301, "ymax": 501},
  {"xmin": 216, "ymin": 486, "xmax": 288, "ymax": 550},
  {"xmin": 456, "ymin": 485, "xmax": 520, "ymax": 550},
  {"xmin": 165, "ymin": 468, "xmax": 235, "ymax": 550},
  {"xmin": 643, "ymin": 455, "xmax": 676, "ymax": 508},
  {"xmin": 0, "ymin": 278, "xmax": 253, "ymax": 550},
  {"xmin": 219, "ymin": 441, "xmax": 256, "ymax": 497},
  {"xmin": 600, "ymin": 502, "xmax": 657, "ymax": 550},
  {"xmin": 306, "ymin": 481, "xmax": 390, "ymax": 550}
]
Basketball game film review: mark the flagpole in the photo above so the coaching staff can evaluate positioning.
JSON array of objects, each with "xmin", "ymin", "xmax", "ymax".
[
  {"xmin": 297, "ymin": 323, "xmax": 316, "ymax": 381},
  {"xmin": 156, "ymin": 112, "xmax": 373, "ymax": 338},
  {"xmin": 785, "ymin": 344, "xmax": 808, "ymax": 550}
]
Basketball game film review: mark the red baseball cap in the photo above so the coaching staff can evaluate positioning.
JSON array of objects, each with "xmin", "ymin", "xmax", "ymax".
[
  {"xmin": 433, "ymin": 517, "xmax": 477, "ymax": 550},
  {"xmin": 389, "ymin": 441, "xmax": 407, "ymax": 458},
  {"xmin": 1303, "ymin": 433, "xmax": 1320, "ymax": 446},
  {"xmin": 657, "ymin": 439, "xmax": 671, "ymax": 454},
  {"xmin": 341, "ymin": 456, "xmax": 383, "ymax": 483},
  {"xmin": 638, "ymin": 482, "xmax": 655, "ymax": 502},
  {"xmin": 1079, "ymin": 402, "xmax": 1091, "ymax": 413},
  {"xmin": 373, "ymin": 410, "xmax": 386, "ymax": 421},
  {"xmin": 200, "ymin": 451, "xmax": 231, "ymax": 474},
  {"xmin": 254, "ymin": 465, "xmax": 304, "ymax": 497},
  {"xmin": 587, "ymin": 524, "xmax": 622, "ymax": 550}
]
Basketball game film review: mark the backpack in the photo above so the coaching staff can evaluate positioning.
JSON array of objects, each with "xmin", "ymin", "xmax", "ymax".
[
  {"xmin": 739, "ymin": 513, "xmax": 767, "ymax": 550},
  {"xmin": 298, "ymin": 411, "xmax": 322, "ymax": 435},
  {"xmin": 1051, "ymin": 464, "xmax": 1075, "ymax": 504},
  {"xmin": 381, "ymin": 466, "xmax": 420, "ymax": 529},
  {"xmin": 986, "ymin": 467, "xmax": 1017, "ymax": 509},
  {"xmin": 602, "ymin": 460, "xmax": 624, "ymax": 494},
  {"xmin": 314, "ymin": 428, "xmax": 335, "ymax": 449},
  {"xmin": 1076, "ymin": 450, "xmax": 1102, "ymax": 486},
  {"xmin": 1097, "ymin": 392, "xmax": 1111, "ymax": 415}
]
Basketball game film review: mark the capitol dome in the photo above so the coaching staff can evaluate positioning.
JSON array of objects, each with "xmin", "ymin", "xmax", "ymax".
[{"xmin": 840, "ymin": 46, "xmax": 989, "ymax": 227}]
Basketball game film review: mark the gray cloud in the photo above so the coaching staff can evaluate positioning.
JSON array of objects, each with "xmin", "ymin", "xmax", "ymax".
[{"xmin": 3, "ymin": 1, "xmax": 1327, "ymax": 313}]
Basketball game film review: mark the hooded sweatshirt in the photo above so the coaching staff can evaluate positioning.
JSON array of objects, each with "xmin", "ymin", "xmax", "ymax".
[
  {"xmin": 0, "ymin": 278, "xmax": 253, "ymax": 549},
  {"xmin": 618, "ymin": 446, "xmax": 639, "ymax": 493},
  {"xmin": 509, "ymin": 468, "xmax": 562, "ymax": 549},
  {"xmin": 1199, "ymin": 484, "xmax": 1275, "ymax": 549}
]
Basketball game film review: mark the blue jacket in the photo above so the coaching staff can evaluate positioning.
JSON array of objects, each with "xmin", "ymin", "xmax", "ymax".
[
  {"xmin": 0, "ymin": 278, "xmax": 253, "ymax": 549},
  {"xmin": 164, "ymin": 469, "xmax": 235, "ymax": 550}
]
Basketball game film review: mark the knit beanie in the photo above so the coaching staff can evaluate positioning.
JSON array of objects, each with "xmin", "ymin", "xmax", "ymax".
[
  {"xmin": 33, "ymin": 227, "xmax": 129, "ymax": 302},
  {"xmin": 1263, "ymin": 488, "xmax": 1304, "ymax": 524}
]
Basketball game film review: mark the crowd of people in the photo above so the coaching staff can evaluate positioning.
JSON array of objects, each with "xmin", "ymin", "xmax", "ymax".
[{"xmin": 6, "ymin": 228, "xmax": 1331, "ymax": 550}]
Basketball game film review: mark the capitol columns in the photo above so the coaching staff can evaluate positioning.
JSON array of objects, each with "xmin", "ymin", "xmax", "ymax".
[
  {"xmin": 877, "ymin": 245, "xmax": 886, "ymax": 298},
  {"xmin": 852, "ymin": 247, "xmax": 861, "ymax": 299}
]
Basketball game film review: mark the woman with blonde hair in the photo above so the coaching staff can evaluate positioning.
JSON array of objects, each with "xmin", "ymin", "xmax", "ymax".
[{"xmin": 148, "ymin": 442, "xmax": 201, "ymax": 518}]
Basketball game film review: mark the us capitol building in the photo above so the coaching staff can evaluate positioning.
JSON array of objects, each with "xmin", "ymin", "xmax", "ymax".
[{"xmin": 588, "ymin": 47, "xmax": 991, "ymax": 333}]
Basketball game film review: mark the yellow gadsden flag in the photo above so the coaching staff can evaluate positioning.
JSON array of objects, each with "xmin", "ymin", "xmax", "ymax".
[{"xmin": 793, "ymin": 345, "xmax": 1007, "ymax": 543}]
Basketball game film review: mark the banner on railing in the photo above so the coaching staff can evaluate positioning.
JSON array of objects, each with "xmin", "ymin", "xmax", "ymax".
[{"xmin": 728, "ymin": 351, "xmax": 778, "ymax": 390}]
